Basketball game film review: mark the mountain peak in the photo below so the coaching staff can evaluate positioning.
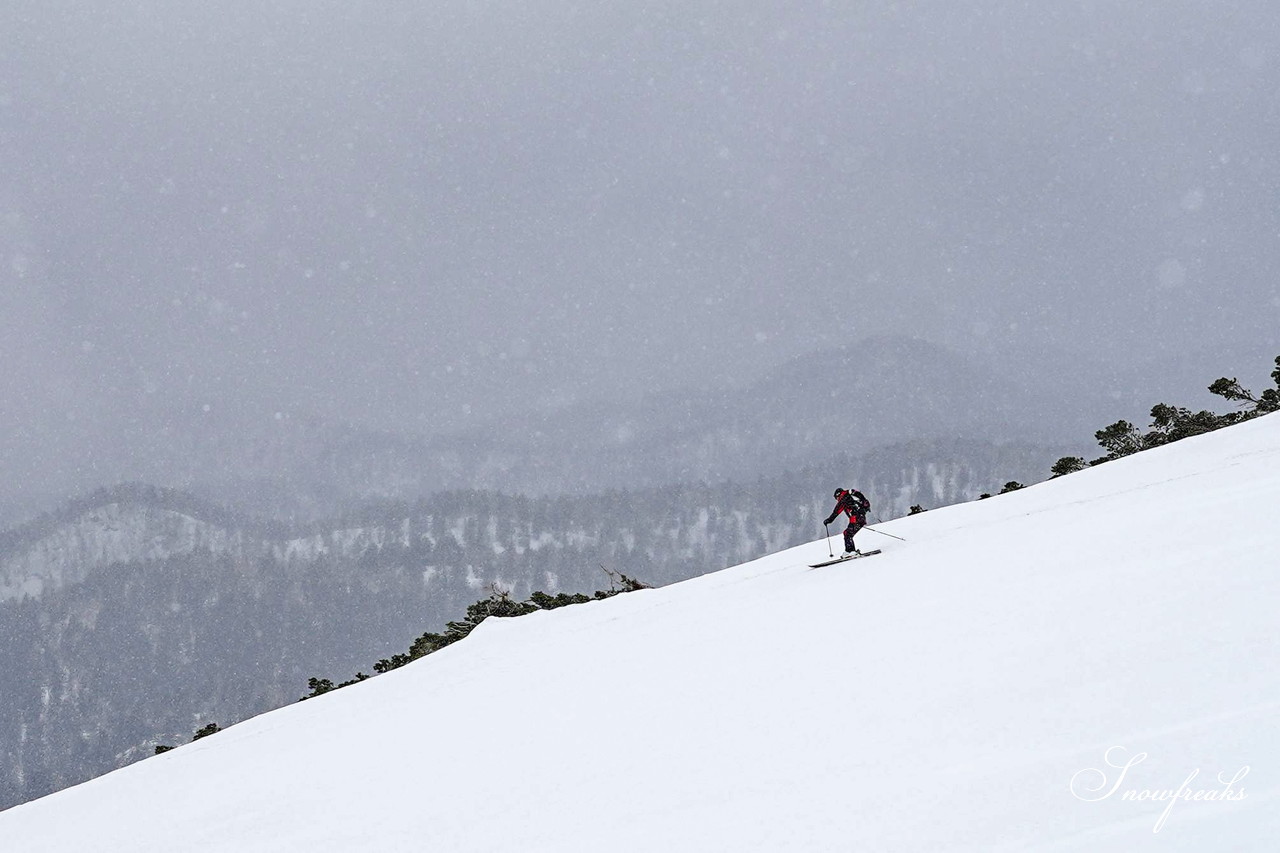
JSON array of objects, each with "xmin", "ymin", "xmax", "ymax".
[{"xmin": 0, "ymin": 485, "xmax": 258, "ymax": 601}]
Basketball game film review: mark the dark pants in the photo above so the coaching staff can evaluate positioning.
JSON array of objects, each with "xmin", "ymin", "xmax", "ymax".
[{"xmin": 844, "ymin": 516, "xmax": 866, "ymax": 552}]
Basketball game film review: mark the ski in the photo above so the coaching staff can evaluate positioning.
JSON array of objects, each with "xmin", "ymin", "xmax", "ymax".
[{"xmin": 809, "ymin": 549, "xmax": 881, "ymax": 568}]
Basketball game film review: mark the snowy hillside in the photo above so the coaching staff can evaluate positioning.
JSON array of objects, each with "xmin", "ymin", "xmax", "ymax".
[
  {"xmin": 2, "ymin": 451, "xmax": 1062, "ymax": 813},
  {"xmin": 2, "ymin": 414, "xmax": 1277, "ymax": 851}
]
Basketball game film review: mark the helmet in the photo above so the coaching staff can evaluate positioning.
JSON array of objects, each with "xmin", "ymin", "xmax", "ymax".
[{"xmin": 834, "ymin": 488, "xmax": 846, "ymax": 498}]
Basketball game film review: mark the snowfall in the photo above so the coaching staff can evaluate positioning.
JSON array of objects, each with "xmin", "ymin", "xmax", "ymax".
[{"xmin": 2, "ymin": 414, "xmax": 1277, "ymax": 852}]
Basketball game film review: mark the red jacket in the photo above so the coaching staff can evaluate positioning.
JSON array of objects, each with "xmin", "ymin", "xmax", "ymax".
[{"xmin": 825, "ymin": 489, "xmax": 869, "ymax": 525}]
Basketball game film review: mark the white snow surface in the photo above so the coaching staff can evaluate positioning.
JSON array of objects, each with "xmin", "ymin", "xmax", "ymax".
[{"xmin": 3, "ymin": 415, "xmax": 1279, "ymax": 851}]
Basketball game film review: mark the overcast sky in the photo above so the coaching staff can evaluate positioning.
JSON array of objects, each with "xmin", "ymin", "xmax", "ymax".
[{"xmin": 3, "ymin": 1, "xmax": 1279, "ymax": 504}]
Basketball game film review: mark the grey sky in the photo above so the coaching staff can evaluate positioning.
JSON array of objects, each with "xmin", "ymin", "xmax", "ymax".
[{"xmin": 3, "ymin": 1, "xmax": 1279, "ymax": 506}]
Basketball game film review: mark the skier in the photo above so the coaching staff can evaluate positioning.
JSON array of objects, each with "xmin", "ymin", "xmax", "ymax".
[{"xmin": 824, "ymin": 487, "xmax": 871, "ymax": 555}]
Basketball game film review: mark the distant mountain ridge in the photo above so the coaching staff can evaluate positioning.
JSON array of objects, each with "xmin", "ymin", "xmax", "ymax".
[
  {"xmin": 223, "ymin": 336, "xmax": 1097, "ymax": 508},
  {"xmin": 0, "ymin": 336, "xmax": 1099, "ymax": 524},
  {"xmin": 1, "ymin": 485, "xmax": 295, "ymax": 602},
  {"xmin": 0, "ymin": 435, "xmax": 1075, "ymax": 604}
]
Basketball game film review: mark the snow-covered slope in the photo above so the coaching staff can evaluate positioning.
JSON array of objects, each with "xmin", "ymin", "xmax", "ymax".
[{"xmin": 3, "ymin": 415, "xmax": 1277, "ymax": 851}]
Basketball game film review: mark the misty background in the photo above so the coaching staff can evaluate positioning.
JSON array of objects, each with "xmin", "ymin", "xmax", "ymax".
[
  {"xmin": 3, "ymin": 1, "xmax": 1278, "ymax": 521},
  {"xmin": 4, "ymin": 1, "xmax": 1280, "ymax": 813}
]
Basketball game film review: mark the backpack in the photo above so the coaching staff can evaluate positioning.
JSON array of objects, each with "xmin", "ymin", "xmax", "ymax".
[{"xmin": 850, "ymin": 490, "xmax": 871, "ymax": 515}]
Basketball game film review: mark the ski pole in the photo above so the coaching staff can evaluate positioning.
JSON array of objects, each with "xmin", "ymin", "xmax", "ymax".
[
  {"xmin": 824, "ymin": 522, "xmax": 833, "ymax": 558},
  {"xmin": 870, "ymin": 514, "xmax": 907, "ymax": 542},
  {"xmin": 865, "ymin": 526, "xmax": 906, "ymax": 542}
]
